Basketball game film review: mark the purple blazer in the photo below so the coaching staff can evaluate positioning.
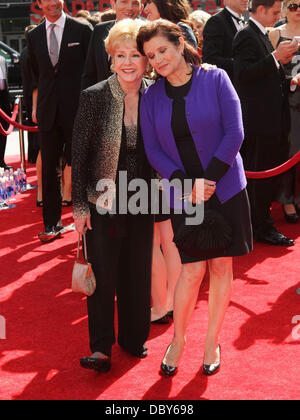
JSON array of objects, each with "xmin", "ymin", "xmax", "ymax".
[{"xmin": 140, "ymin": 66, "xmax": 247, "ymax": 205}]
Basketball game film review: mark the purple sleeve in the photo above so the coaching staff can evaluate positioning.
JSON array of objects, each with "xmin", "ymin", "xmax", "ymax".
[
  {"xmin": 214, "ymin": 69, "xmax": 244, "ymax": 166},
  {"xmin": 140, "ymin": 90, "xmax": 182, "ymax": 180}
]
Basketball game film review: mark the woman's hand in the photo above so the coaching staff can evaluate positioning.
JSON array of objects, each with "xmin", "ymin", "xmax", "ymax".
[
  {"xmin": 189, "ymin": 178, "xmax": 216, "ymax": 204},
  {"xmin": 201, "ymin": 63, "xmax": 217, "ymax": 71},
  {"xmin": 74, "ymin": 216, "xmax": 92, "ymax": 236},
  {"xmin": 291, "ymin": 73, "xmax": 300, "ymax": 86}
]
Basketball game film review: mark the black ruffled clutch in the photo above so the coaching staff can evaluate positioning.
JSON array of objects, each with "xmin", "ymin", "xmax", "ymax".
[{"xmin": 173, "ymin": 208, "xmax": 233, "ymax": 258}]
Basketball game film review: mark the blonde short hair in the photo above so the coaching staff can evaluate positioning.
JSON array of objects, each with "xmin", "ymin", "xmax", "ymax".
[
  {"xmin": 105, "ymin": 19, "xmax": 146, "ymax": 57},
  {"xmin": 189, "ymin": 10, "xmax": 211, "ymax": 27}
]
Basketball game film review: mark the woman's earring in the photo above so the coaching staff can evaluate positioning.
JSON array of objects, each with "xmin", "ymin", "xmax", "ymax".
[{"xmin": 111, "ymin": 62, "xmax": 115, "ymax": 72}]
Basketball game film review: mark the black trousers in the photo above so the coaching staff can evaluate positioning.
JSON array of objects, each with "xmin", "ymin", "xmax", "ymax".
[
  {"xmin": 241, "ymin": 133, "xmax": 289, "ymax": 236},
  {"xmin": 0, "ymin": 89, "xmax": 10, "ymax": 165},
  {"xmin": 86, "ymin": 206, "xmax": 153, "ymax": 357},
  {"xmin": 39, "ymin": 115, "xmax": 72, "ymax": 227}
]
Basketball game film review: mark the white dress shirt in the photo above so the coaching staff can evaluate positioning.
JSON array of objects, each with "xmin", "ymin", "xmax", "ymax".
[
  {"xmin": 226, "ymin": 7, "xmax": 245, "ymax": 31},
  {"xmin": 0, "ymin": 58, "xmax": 6, "ymax": 91},
  {"xmin": 45, "ymin": 12, "xmax": 66, "ymax": 58}
]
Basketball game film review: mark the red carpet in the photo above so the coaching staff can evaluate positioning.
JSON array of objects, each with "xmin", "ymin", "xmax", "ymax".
[{"xmin": 0, "ymin": 157, "xmax": 300, "ymax": 400}]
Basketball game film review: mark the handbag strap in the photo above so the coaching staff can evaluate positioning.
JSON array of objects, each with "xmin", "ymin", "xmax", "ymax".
[{"xmin": 76, "ymin": 234, "xmax": 88, "ymax": 263}]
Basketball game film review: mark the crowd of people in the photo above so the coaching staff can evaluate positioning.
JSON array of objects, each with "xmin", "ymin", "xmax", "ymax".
[{"xmin": 1, "ymin": 0, "xmax": 300, "ymax": 378}]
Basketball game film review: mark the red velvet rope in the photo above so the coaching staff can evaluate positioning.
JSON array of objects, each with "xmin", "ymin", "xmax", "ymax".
[
  {"xmin": 1, "ymin": 105, "xmax": 300, "ymax": 178},
  {"xmin": 245, "ymin": 150, "xmax": 300, "ymax": 179},
  {"xmin": 0, "ymin": 106, "xmax": 39, "ymax": 134},
  {"xmin": 0, "ymin": 102, "xmax": 20, "ymax": 136}
]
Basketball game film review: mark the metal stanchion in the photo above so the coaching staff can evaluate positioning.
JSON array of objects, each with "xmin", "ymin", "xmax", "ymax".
[
  {"xmin": 16, "ymin": 95, "xmax": 37, "ymax": 191},
  {"xmin": 17, "ymin": 96, "xmax": 25, "ymax": 171}
]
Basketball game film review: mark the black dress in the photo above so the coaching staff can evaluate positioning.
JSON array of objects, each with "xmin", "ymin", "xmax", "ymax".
[{"xmin": 165, "ymin": 76, "xmax": 253, "ymax": 264}]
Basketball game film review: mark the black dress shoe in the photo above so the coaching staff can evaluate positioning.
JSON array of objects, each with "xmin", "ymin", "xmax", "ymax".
[
  {"xmin": 255, "ymin": 229, "xmax": 294, "ymax": 247},
  {"xmin": 151, "ymin": 314, "xmax": 170, "ymax": 324},
  {"xmin": 203, "ymin": 345, "xmax": 221, "ymax": 376},
  {"xmin": 80, "ymin": 356, "xmax": 111, "ymax": 373},
  {"xmin": 38, "ymin": 225, "xmax": 62, "ymax": 243},
  {"xmin": 283, "ymin": 205, "xmax": 299, "ymax": 224},
  {"xmin": 160, "ymin": 345, "xmax": 178, "ymax": 377},
  {"xmin": 167, "ymin": 311, "xmax": 174, "ymax": 319},
  {"xmin": 62, "ymin": 200, "xmax": 73, "ymax": 207}
]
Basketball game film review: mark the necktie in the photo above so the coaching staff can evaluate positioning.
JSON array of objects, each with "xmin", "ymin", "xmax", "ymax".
[
  {"xmin": 227, "ymin": 10, "xmax": 245, "ymax": 26},
  {"xmin": 234, "ymin": 16, "xmax": 245, "ymax": 25},
  {"xmin": 264, "ymin": 32, "xmax": 275, "ymax": 54},
  {"xmin": 49, "ymin": 24, "xmax": 59, "ymax": 67},
  {"xmin": 0, "ymin": 79, "xmax": 5, "ymax": 91}
]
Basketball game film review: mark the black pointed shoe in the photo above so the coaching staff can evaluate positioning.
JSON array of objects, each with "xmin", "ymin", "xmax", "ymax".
[
  {"xmin": 80, "ymin": 356, "xmax": 111, "ymax": 373},
  {"xmin": 160, "ymin": 344, "xmax": 179, "ymax": 377},
  {"xmin": 151, "ymin": 314, "xmax": 170, "ymax": 324},
  {"xmin": 38, "ymin": 225, "xmax": 62, "ymax": 243},
  {"xmin": 283, "ymin": 205, "xmax": 299, "ymax": 224},
  {"xmin": 203, "ymin": 345, "xmax": 221, "ymax": 376},
  {"xmin": 167, "ymin": 311, "xmax": 174, "ymax": 319}
]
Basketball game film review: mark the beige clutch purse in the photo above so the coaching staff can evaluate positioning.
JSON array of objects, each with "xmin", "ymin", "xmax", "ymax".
[{"xmin": 72, "ymin": 234, "xmax": 96, "ymax": 297}]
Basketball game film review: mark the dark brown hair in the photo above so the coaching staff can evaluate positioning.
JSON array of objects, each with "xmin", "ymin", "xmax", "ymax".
[
  {"xmin": 137, "ymin": 19, "xmax": 201, "ymax": 66},
  {"xmin": 148, "ymin": 0, "xmax": 198, "ymax": 44},
  {"xmin": 250, "ymin": 0, "xmax": 283, "ymax": 13},
  {"xmin": 148, "ymin": 0, "xmax": 190, "ymax": 22},
  {"xmin": 101, "ymin": 9, "xmax": 117, "ymax": 22}
]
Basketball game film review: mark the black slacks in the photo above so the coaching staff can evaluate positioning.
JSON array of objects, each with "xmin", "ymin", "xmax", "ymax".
[
  {"xmin": 0, "ymin": 89, "xmax": 10, "ymax": 165},
  {"xmin": 39, "ymin": 114, "xmax": 72, "ymax": 227},
  {"xmin": 241, "ymin": 133, "xmax": 289, "ymax": 236},
  {"xmin": 86, "ymin": 206, "xmax": 154, "ymax": 357}
]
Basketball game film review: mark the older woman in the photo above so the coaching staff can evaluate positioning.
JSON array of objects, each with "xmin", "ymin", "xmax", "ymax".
[
  {"xmin": 144, "ymin": 0, "xmax": 198, "ymax": 49},
  {"xmin": 189, "ymin": 9, "xmax": 211, "ymax": 58},
  {"xmin": 72, "ymin": 19, "xmax": 154, "ymax": 373},
  {"xmin": 137, "ymin": 20, "xmax": 253, "ymax": 376},
  {"xmin": 270, "ymin": 1, "xmax": 300, "ymax": 223}
]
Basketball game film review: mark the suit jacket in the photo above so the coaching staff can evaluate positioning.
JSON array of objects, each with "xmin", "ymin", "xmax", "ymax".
[
  {"xmin": 202, "ymin": 8, "xmax": 239, "ymax": 80},
  {"xmin": 140, "ymin": 66, "xmax": 247, "ymax": 206},
  {"xmin": 232, "ymin": 21, "xmax": 290, "ymax": 137},
  {"xmin": 0, "ymin": 56, "xmax": 10, "ymax": 126},
  {"xmin": 81, "ymin": 20, "xmax": 115, "ymax": 90},
  {"xmin": 27, "ymin": 15, "xmax": 92, "ymax": 132},
  {"xmin": 20, "ymin": 47, "xmax": 34, "ymax": 119},
  {"xmin": 72, "ymin": 74, "xmax": 153, "ymax": 218}
]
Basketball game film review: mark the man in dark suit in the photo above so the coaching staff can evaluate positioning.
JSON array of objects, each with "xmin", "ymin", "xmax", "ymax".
[
  {"xmin": 0, "ymin": 55, "xmax": 11, "ymax": 170},
  {"xmin": 81, "ymin": 0, "xmax": 143, "ymax": 89},
  {"xmin": 28, "ymin": 0, "xmax": 92, "ymax": 242},
  {"xmin": 202, "ymin": 0, "xmax": 249, "ymax": 80},
  {"xmin": 233, "ymin": 0, "xmax": 300, "ymax": 246}
]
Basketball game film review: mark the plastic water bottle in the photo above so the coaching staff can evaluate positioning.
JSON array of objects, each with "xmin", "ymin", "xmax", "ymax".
[
  {"xmin": 18, "ymin": 169, "xmax": 27, "ymax": 192},
  {"xmin": 22, "ymin": 170, "xmax": 27, "ymax": 191}
]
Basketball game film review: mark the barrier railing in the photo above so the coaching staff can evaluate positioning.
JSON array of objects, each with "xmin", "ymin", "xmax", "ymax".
[
  {"xmin": 1, "ymin": 100, "xmax": 300, "ymax": 208},
  {"xmin": 0, "ymin": 96, "xmax": 37, "ymax": 210}
]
